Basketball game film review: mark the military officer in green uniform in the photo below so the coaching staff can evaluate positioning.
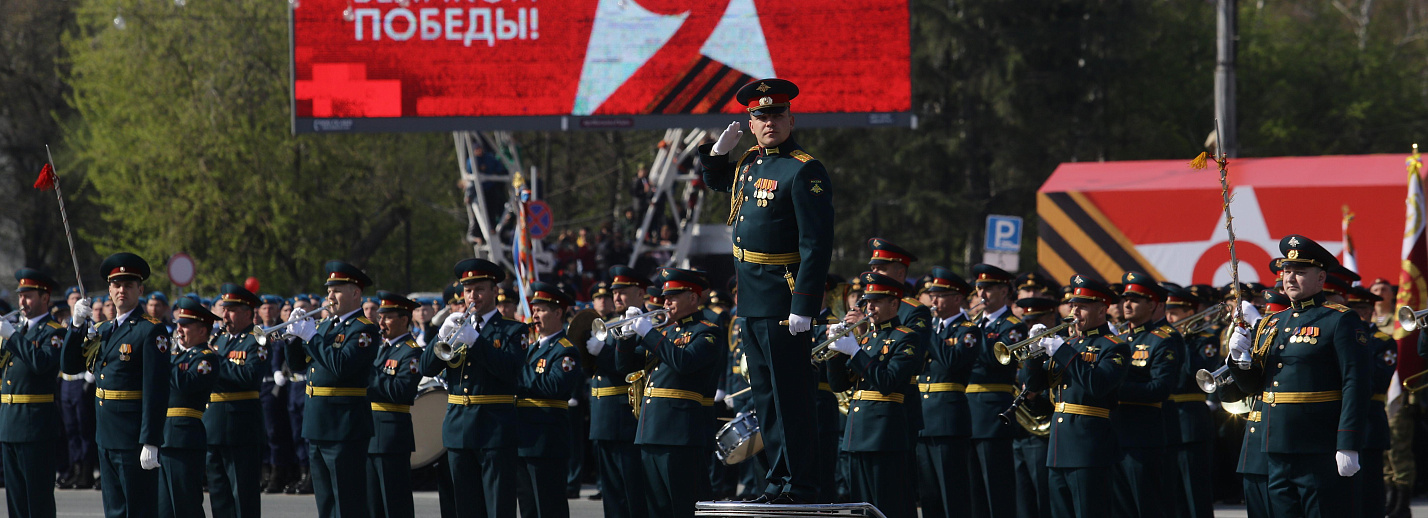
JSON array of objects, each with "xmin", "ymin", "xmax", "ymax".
[
  {"xmin": 585, "ymin": 266, "xmax": 648, "ymax": 518},
  {"xmin": 1346, "ymin": 286, "xmax": 1394, "ymax": 518},
  {"xmin": 865, "ymin": 239, "xmax": 932, "ymax": 449},
  {"xmin": 61, "ymin": 253, "xmax": 170, "ymax": 518},
  {"xmin": 1163, "ymin": 286, "xmax": 1217, "ymax": 518},
  {"xmin": 419, "ymin": 258, "xmax": 529, "ymax": 518},
  {"xmin": 205, "ymin": 283, "xmax": 267, "ymax": 518},
  {"xmin": 1023, "ymin": 275, "xmax": 1130, "ymax": 517},
  {"xmin": 283, "ymin": 261, "xmax": 382, "ymax": 518},
  {"xmin": 514, "ymin": 282, "xmax": 580, "ymax": 518},
  {"xmin": 614, "ymin": 268, "xmax": 722, "ymax": 518},
  {"xmin": 824, "ymin": 272, "xmax": 920, "ymax": 518},
  {"xmin": 0, "ymin": 269, "xmax": 65, "ymax": 517},
  {"xmin": 966, "ymin": 264, "xmax": 1026, "ymax": 518},
  {"xmin": 365, "ymin": 291, "xmax": 424, "ymax": 518},
  {"xmin": 1111, "ymin": 272, "xmax": 1183, "ymax": 518},
  {"xmin": 1011, "ymin": 296, "xmax": 1058, "ymax": 518},
  {"xmin": 700, "ymin": 78, "xmax": 833, "ymax": 504},
  {"xmin": 1228, "ymin": 235, "xmax": 1368, "ymax": 518},
  {"xmin": 915, "ymin": 267, "xmax": 982, "ymax": 518},
  {"xmin": 159, "ymin": 297, "xmax": 222, "ymax": 518}
]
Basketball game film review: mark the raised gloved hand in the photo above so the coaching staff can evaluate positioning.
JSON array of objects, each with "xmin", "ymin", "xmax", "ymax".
[
  {"xmin": 1041, "ymin": 334, "xmax": 1066, "ymax": 357},
  {"xmin": 1336, "ymin": 450, "xmax": 1360, "ymax": 477},
  {"xmin": 71, "ymin": 298, "xmax": 93, "ymax": 327},
  {"xmin": 787, "ymin": 314, "xmax": 812, "ymax": 335},
  {"xmin": 290, "ymin": 318, "xmax": 317, "ymax": 343},
  {"xmin": 273, "ymin": 371, "xmax": 288, "ymax": 387},
  {"xmin": 1028, "ymin": 323, "xmax": 1048, "ymax": 337},
  {"xmin": 0, "ymin": 318, "xmax": 15, "ymax": 340},
  {"xmin": 715, "ymin": 388, "xmax": 727, "ymax": 405},
  {"xmin": 829, "ymin": 334, "xmax": 859, "ymax": 356},
  {"xmin": 1239, "ymin": 300, "xmax": 1263, "ymax": 328},
  {"xmin": 632, "ymin": 314, "xmax": 654, "ymax": 338},
  {"xmin": 1228, "ymin": 326, "xmax": 1252, "ymax": 364},
  {"xmin": 586, "ymin": 336, "xmax": 605, "ymax": 356},
  {"xmin": 619, "ymin": 306, "xmax": 643, "ymax": 336},
  {"xmin": 288, "ymin": 307, "xmax": 309, "ymax": 323},
  {"xmin": 140, "ymin": 444, "xmax": 160, "ymax": 470},
  {"xmin": 711, "ymin": 121, "xmax": 743, "ymax": 156},
  {"xmin": 83, "ymin": 371, "xmax": 95, "ymax": 384}
]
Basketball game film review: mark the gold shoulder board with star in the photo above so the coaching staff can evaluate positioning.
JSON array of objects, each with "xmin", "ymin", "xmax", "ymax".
[
  {"xmin": 1323, "ymin": 303, "xmax": 1350, "ymax": 313},
  {"xmin": 1006, "ymin": 316, "xmax": 1022, "ymax": 325},
  {"xmin": 1105, "ymin": 335, "xmax": 1124, "ymax": 344},
  {"xmin": 144, "ymin": 315, "xmax": 161, "ymax": 324},
  {"xmin": 790, "ymin": 150, "xmax": 814, "ymax": 163},
  {"xmin": 1151, "ymin": 327, "xmax": 1172, "ymax": 339},
  {"xmin": 961, "ymin": 321, "xmax": 976, "ymax": 328},
  {"xmin": 357, "ymin": 316, "xmax": 374, "ymax": 325},
  {"xmin": 46, "ymin": 321, "xmax": 63, "ymax": 329},
  {"xmin": 701, "ymin": 320, "xmax": 719, "ymax": 328},
  {"xmin": 406, "ymin": 339, "xmax": 420, "ymax": 349}
]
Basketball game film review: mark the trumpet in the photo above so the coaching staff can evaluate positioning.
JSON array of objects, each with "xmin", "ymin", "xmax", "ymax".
[
  {"xmin": 1173, "ymin": 302, "xmax": 1226, "ymax": 334},
  {"xmin": 1196, "ymin": 364, "xmax": 1234, "ymax": 393},
  {"xmin": 592, "ymin": 309, "xmax": 671, "ymax": 341},
  {"xmin": 1398, "ymin": 306, "xmax": 1428, "ymax": 332},
  {"xmin": 433, "ymin": 314, "xmax": 477, "ymax": 368},
  {"xmin": 810, "ymin": 314, "xmax": 872, "ymax": 363},
  {"xmin": 994, "ymin": 317, "xmax": 1077, "ymax": 365},
  {"xmin": 1, "ymin": 309, "xmax": 20, "ymax": 322},
  {"xmin": 255, "ymin": 305, "xmax": 328, "ymax": 346}
]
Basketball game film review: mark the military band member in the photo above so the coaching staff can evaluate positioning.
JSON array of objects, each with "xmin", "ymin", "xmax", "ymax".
[
  {"xmin": 419, "ymin": 258, "xmax": 528, "ymax": 518},
  {"xmin": 1112, "ymin": 272, "xmax": 1183, "ymax": 518},
  {"xmin": 158, "ymin": 298, "xmax": 220, "ymax": 518},
  {"xmin": 614, "ymin": 268, "xmax": 723, "ymax": 518},
  {"xmin": 1023, "ymin": 275, "xmax": 1130, "ymax": 518},
  {"xmin": 586, "ymin": 266, "xmax": 648, "ymax": 518},
  {"xmin": 1228, "ymin": 235, "xmax": 1368, "ymax": 517},
  {"xmin": 513, "ymin": 283, "xmax": 580, "ymax": 518},
  {"xmin": 1012, "ymin": 297, "xmax": 1060, "ymax": 518},
  {"xmin": 967, "ymin": 264, "xmax": 1026, "ymax": 518},
  {"xmin": 1014, "ymin": 273, "xmax": 1060, "ymax": 316},
  {"xmin": 865, "ymin": 239, "xmax": 932, "ymax": 449},
  {"xmin": 1346, "ymin": 286, "xmax": 1393, "ymax": 518},
  {"xmin": 61, "ymin": 253, "xmax": 170, "ymax": 517},
  {"xmin": 203, "ymin": 283, "xmax": 266, "ymax": 518},
  {"xmin": 824, "ymin": 272, "xmax": 920, "ymax": 518},
  {"xmin": 1163, "ymin": 287, "xmax": 1216, "ymax": 518},
  {"xmin": 700, "ymin": 78, "xmax": 833, "ymax": 504},
  {"xmin": 283, "ymin": 261, "xmax": 382, "ymax": 518},
  {"xmin": 0, "ymin": 269, "xmax": 64, "ymax": 517},
  {"xmin": 916, "ymin": 267, "xmax": 982, "ymax": 518},
  {"xmin": 258, "ymin": 293, "xmax": 300, "ymax": 493},
  {"xmin": 366, "ymin": 291, "xmax": 424, "ymax": 518}
]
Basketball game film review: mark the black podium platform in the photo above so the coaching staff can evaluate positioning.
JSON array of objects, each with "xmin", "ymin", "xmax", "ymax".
[{"xmin": 694, "ymin": 501, "xmax": 888, "ymax": 518}]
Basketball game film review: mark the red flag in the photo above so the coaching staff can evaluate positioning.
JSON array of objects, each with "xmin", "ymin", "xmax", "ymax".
[
  {"xmin": 34, "ymin": 163, "xmax": 56, "ymax": 191},
  {"xmin": 1392, "ymin": 146, "xmax": 1427, "ymax": 412}
]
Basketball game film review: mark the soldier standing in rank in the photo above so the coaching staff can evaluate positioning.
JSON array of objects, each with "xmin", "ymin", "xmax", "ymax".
[
  {"xmin": 1346, "ymin": 286, "xmax": 1394, "ymax": 518},
  {"xmin": 280, "ymin": 295, "xmax": 314, "ymax": 495},
  {"xmin": 824, "ymin": 272, "xmax": 921, "ymax": 518},
  {"xmin": 515, "ymin": 283, "xmax": 581, "ymax": 518},
  {"xmin": 420, "ymin": 258, "xmax": 529, "ymax": 518},
  {"xmin": 1229, "ymin": 235, "xmax": 1368, "ymax": 517},
  {"xmin": 1022, "ymin": 275, "xmax": 1130, "ymax": 518},
  {"xmin": 1012, "ymin": 296, "xmax": 1059, "ymax": 518},
  {"xmin": 1162, "ymin": 287, "xmax": 1217, "ymax": 518},
  {"xmin": 1111, "ymin": 272, "xmax": 1183, "ymax": 518},
  {"xmin": 283, "ymin": 261, "xmax": 382, "ymax": 518},
  {"xmin": 966, "ymin": 264, "xmax": 1026, "ymax": 518},
  {"xmin": 585, "ymin": 266, "xmax": 648, "ymax": 518},
  {"xmin": 205, "ymin": 283, "xmax": 267, "ymax": 518},
  {"xmin": 158, "ymin": 298, "xmax": 221, "ymax": 518},
  {"xmin": 865, "ymin": 239, "xmax": 932, "ymax": 470},
  {"xmin": 614, "ymin": 268, "xmax": 723, "ymax": 518},
  {"xmin": 60, "ymin": 253, "xmax": 171, "ymax": 517},
  {"xmin": 57, "ymin": 285, "xmax": 97, "ymax": 491},
  {"xmin": 257, "ymin": 293, "xmax": 300, "ymax": 494},
  {"xmin": 916, "ymin": 267, "xmax": 982, "ymax": 518},
  {"xmin": 0, "ymin": 269, "xmax": 65, "ymax": 517},
  {"xmin": 367, "ymin": 291, "xmax": 425, "ymax": 518},
  {"xmin": 700, "ymin": 78, "xmax": 834, "ymax": 504}
]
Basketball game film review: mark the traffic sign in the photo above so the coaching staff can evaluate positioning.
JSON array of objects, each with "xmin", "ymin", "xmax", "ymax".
[
  {"xmin": 985, "ymin": 215, "xmax": 1024, "ymax": 252},
  {"xmin": 168, "ymin": 253, "xmax": 196, "ymax": 287},
  {"xmin": 527, "ymin": 201, "xmax": 554, "ymax": 240}
]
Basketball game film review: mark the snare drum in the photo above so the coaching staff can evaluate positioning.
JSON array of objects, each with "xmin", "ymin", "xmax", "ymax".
[
  {"xmin": 714, "ymin": 410, "xmax": 763, "ymax": 465},
  {"xmin": 410, "ymin": 384, "xmax": 448, "ymax": 469}
]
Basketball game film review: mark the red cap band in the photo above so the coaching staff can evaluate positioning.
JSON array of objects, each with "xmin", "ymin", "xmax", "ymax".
[
  {"xmin": 662, "ymin": 280, "xmax": 703, "ymax": 294},
  {"xmin": 870, "ymin": 249, "xmax": 911, "ymax": 266},
  {"xmin": 864, "ymin": 283, "xmax": 904, "ymax": 298},
  {"xmin": 1123, "ymin": 283, "xmax": 1162, "ymax": 301}
]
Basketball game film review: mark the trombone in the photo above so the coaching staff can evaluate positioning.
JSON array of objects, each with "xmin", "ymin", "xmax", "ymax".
[
  {"xmin": 810, "ymin": 314, "xmax": 871, "ymax": 363},
  {"xmin": 1398, "ymin": 306, "xmax": 1428, "ymax": 332},
  {"xmin": 255, "ymin": 305, "xmax": 328, "ymax": 346},
  {"xmin": 994, "ymin": 317, "xmax": 1077, "ymax": 365},
  {"xmin": 1174, "ymin": 302, "xmax": 1226, "ymax": 335},
  {"xmin": 592, "ymin": 309, "xmax": 671, "ymax": 341}
]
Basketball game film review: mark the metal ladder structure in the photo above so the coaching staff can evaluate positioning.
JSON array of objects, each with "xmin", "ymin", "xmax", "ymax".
[
  {"xmin": 626, "ymin": 127, "xmax": 731, "ymax": 269},
  {"xmin": 452, "ymin": 130, "xmax": 552, "ymax": 275}
]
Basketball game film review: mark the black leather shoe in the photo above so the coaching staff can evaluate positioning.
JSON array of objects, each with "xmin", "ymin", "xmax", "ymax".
[{"xmin": 586, "ymin": 492, "xmax": 603, "ymax": 501}]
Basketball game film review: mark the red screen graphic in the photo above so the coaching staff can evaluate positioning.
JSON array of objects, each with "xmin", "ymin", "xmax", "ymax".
[{"xmin": 292, "ymin": 0, "xmax": 911, "ymax": 130}]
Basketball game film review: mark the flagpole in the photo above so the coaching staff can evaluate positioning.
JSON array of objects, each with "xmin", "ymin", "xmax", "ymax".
[{"xmin": 44, "ymin": 145, "xmax": 86, "ymax": 295}]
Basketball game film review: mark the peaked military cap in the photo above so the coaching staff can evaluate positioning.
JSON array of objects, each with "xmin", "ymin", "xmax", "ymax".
[
  {"xmin": 708, "ymin": 289, "xmax": 731, "ymax": 307},
  {"xmin": 173, "ymin": 297, "xmax": 217, "ymax": 324},
  {"xmin": 736, "ymin": 78, "xmax": 799, "ymax": 115},
  {"xmin": 442, "ymin": 282, "xmax": 463, "ymax": 305},
  {"xmin": 100, "ymin": 252, "xmax": 150, "ymax": 282},
  {"xmin": 324, "ymin": 260, "xmax": 372, "ymax": 289},
  {"xmin": 1279, "ymin": 234, "xmax": 1339, "ymax": 270},
  {"xmin": 14, "ymin": 268, "xmax": 58, "ymax": 293},
  {"xmin": 1329, "ymin": 265, "xmax": 1361, "ymax": 285},
  {"xmin": 1269, "ymin": 257, "xmax": 1284, "ymax": 275},
  {"xmin": 1345, "ymin": 286, "xmax": 1379, "ymax": 305},
  {"xmin": 219, "ymin": 283, "xmax": 260, "ymax": 308},
  {"xmin": 1323, "ymin": 273, "xmax": 1351, "ymax": 296},
  {"xmin": 1221, "ymin": 282, "xmax": 1254, "ymax": 301},
  {"xmin": 496, "ymin": 286, "xmax": 513, "ymax": 303},
  {"xmin": 454, "ymin": 258, "xmax": 505, "ymax": 285},
  {"xmin": 65, "ymin": 286, "xmax": 82, "ymax": 297},
  {"xmin": 1015, "ymin": 297, "xmax": 1059, "ymax": 317},
  {"xmin": 914, "ymin": 274, "xmax": 935, "ymax": 295},
  {"xmin": 971, "ymin": 264, "xmax": 1014, "ymax": 286},
  {"xmin": 1166, "ymin": 287, "xmax": 1198, "ymax": 308},
  {"xmin": 926, "ymin": 267, "xmax": 972, "ymax": 295},
  {"xmin": 860, "ymin": 272, "xmax": 905, "ymax": 300},
  {"xmin": 608, "ymin": 265, "xmax": 647, "ymax": 289},
  {"xmin": 1189, "ymin": 284, "xmax": 1218, "ymax": 305},
  {"xmin": 1016, "ymin": 272, "xmax": 1060, "ymax": 293},
  {"xmin": 656, "ymin": 268, "xmax": 709, "ymax": 297},
  {"xmin": 589, "ymin": 281, "xmax": 613, "ymax": 300},
  {"xmin": 1263, "ymin": 290, "xmax": 1291, "ymax": 313},
  {"xmin": 867, "ymin": 238, "xmax": 917, "ymax": 266},
  {"xmin": 1067, "ymin": 275, "xmax": 1115, "ymax": 304},
  {"xmin": 1120, "ymin": 271, "xmax": 1167, "ymax": 301},
  {"xmin": 645, "ymin": 286, "xmax": 665, "ymax": 309},
  {"xmin": 529, "ymin": 282, "xmax": 573, "ymax": 307},
  {"xmin": 376, "ymin": 290, "xmax": 419, "ymax": 314}
]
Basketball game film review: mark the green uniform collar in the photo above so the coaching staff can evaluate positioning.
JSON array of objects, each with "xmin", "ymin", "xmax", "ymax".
[{"xmin": 1290, "ymin": 292, "xmax": 1327, "ymax": 311}]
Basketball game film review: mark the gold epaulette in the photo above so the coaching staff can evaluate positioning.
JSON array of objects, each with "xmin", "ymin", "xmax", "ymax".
[
  {"xmin": 895, "ymin": 326, "xmax": 913, "ymax": 334},
  {"xmin": 46, "ymin": 321, "xmax": 63, "ymax": 329},
  {"xmin": 406, "ymin": 339, "xmax": 420, "ymax": 349},
  {"xmin": 143, "ymin": 315, "xmax": 161, "ymax": 324},
  {"xmin": 1007, "ymin": 316, "xmax": 1022, "ymax": 325},
  {"xmin": 701, "ymin": 320, "xmax": 718, "ymax": 328},
  {"xmin": 902, "ymin": 297, "xmax": 923, "ymax": 307},
  {"xmin": 961, "ymin": 321, "xmax": 977, "ymax": 327},
  {"xmin": 1375, "ymin": 331, "xmax": 1392, "ymax": 341},
  {"xmin": 1105, "ymin": 334, "xmax": 1124, "ymax": 344},
  {"xmin": 1324, "ymin": 303, "xmax": 1350, "ymax": 313},
  {"xmin": 357, "ymin": 316, "xmax": 374, "ymax": 325},
  {"xmin": 558, "ymin": 338, "xmax": 573, "ymax": 348},
  {"xmin": 1151, "ymin": 326, "xmax": 1172, "ymax": 339},
  {"xmin": 790, "ymin": 150, "xmax": 815, "ymax": 163}
]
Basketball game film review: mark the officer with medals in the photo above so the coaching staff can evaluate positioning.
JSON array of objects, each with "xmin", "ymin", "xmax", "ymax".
[
  {"xmin": 419, "ymin": 258, "xmax": 529, "ymax": 518},
  {"xmin": 1022, "ymin": 275, "xmax": 1130, "ymax": 517},
  {"xmin": 1111, "ymin": 272, "xmax": 1183, "ymax": 518},
  {"xmin": 1011, "ymin": 297, "xmax": 1058, "ymax": 518},
  {"xmin": 1228, "ymin": 235, "xmax": 1368, "ymax": 517},
  {"xmin": 1162, "ymin": 287, "xmax": 1216, "ymax": 518},
  {"xmin": 203, "ymin": 283, "xmax": 267, "ymax": 518},
  {"xmin": 1346, "ymin": 286, "xmax": 1394, "ymax": 518},
  {"xmin": 365, "ymin": 291, "xmax": 424, "ymax": 518},
  {"xmin": 966, "ymin": 264, "xmax": 1026, "ymax": 518},
  {"xmin": 823, "ymin": 272, "xmax": 921, "ymax": 518},
  {"xmin": 700, "ymin": 78, "xmax": 834, "ymax": 504},
  {"xmin": 0, "ymin": 269, "xmax": 65, "ymax": 516},
  {"xmin": 157, "ymin": 297, "xmax": 221, "ymax": 518},
  {"xmin": 514, "ymin": 282, "xmax": 581, "ymax": 518},
  {"xmin": 585, "ymin": 266, "xmax": 648, "ymax": 518},
  {"xmin": 915, "ymin": 267, "xmax": 982, "ymax": 518},
  {"xmin": 60, "ymin": 253, "xmax": 171, "ymax": 517},
  {"xmin": 865, "ymin": 240, "xmax": 933, "ymax": 459},
  {"xmin": 614, "ymin": 268, "xmax": 723, "ymax": 518},
  {"xmin": 282, "ymin": 261, "xmax": 382, "ymax": 518}
]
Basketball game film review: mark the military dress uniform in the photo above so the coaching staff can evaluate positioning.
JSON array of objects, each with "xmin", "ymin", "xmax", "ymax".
[
  {"xmin": 614, "ymin": 269, "xmax": 722, "ymax": 518},
  {"xmin": 1022, "ymin": 275, "xmax": 1130, "ymax": 518},
  {"xmin": 60, "ymin": 253, "xmax": 171, "ymax": 518},
  {"xmin": 1348, "ymin": 287, "xmax": 1394, "ymax": 518},
  {"xmin": 698, "ymin": 78, "xmax": 834, "ymax": 503},
  {"xmin": 915, "ymin": 268, "xmax": 981, "ymax": 518},
  {"xmin": 1161, "ymin": 288, "xmax": 1216, "ymax": 518},
  {"xmin": 158, "ymin": 299, "xmax": 221, "ymax": 518},
  {"xmin": 588, "ymin": 268, "xmax": 647, "ymax": 518},
  {"xmin": 205, "ymin": 284, "xmax": 268, "ymax": 518},
  {"xmin": 365, "ymin": 292, "xmax": 425, "ymax": 518},
  {"xmin": 967, "ymin": 264, "xmax": 1027, "ymax": 518},
  {"xmin": 1011, "ymin": 296, "xmax": 1061, "ymax": 518},
  {"xmin": 1, "ymin": 269, "xmax": 65, "ymax": 518},
  {"xmin": 1237, "ymin": 394, "xmax": 1271, "ymax": 518},
  {"xmin": 284, "ymin": 262, "xmax": 382, "ymax": 518},
  {"xmin": 515, "ymin": 283, "xmax": 581, "ymax": 518},
  {"xmin": 1228, "ymin": 235, "xmax": 1368, "ymax": 518},
  {"xmin": 1111, "ymin": 273, "xmax": 1183, "ymax": 518},
  {"xmin": 418, "ymin": 259, "xmax": 530, "ymax": 518}
]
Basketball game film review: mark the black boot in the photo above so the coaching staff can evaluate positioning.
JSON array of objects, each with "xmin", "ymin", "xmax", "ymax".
[
  {"xmin": 57, "ymin": 462, "xmax": 79, "ymax": 489},
  {"xmin": 1389, "ymin": 482, "xmax": 1413, "ymax": 518},
  {"xmin": 265, "ymin": 465, "xmax": 294, "ymax": 494},
  {"xmin": 285, "ymin": 466, "xmax": 312, "ymax": 494},
  {"xmin": 73, "ymin": 462, "xmax": 95, "ymax": 490}
]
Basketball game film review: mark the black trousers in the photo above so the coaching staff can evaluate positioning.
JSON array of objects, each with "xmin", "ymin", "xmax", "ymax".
[
  {"xmin": 449, "ymin": 447, "xmax": 517, "ymax": 518},
  {"xmin": 640, "ymin": 445, "xmax": 710, "ymax": 518},
  {"xmin": 1173, "ymin": 441, "xmax": 1215, "ymax": 518},
  {"xmin": 916, "ymin": 436, "xmax": 971, "ymax": 518},
  {"xmin": 309, "ymin": 439, "xmax": 370, "ymax": 518},
  {"xmin": 517, "ymin": 456, "xmax": 570, "ymax": 518},
  {"xmin": 1242, "ymin": 472, "xmax": 1270, "ymax": 518},
  {"xmin": 595, "ymin": 440, "xmax": 647, "ymax": 518},
  {"xmin": 1112, "ymin": 446, "xmax": 1165, "ymax": 518},
  {"xmin": 741, "ymin": 317, "xmax": 818, "ymax": 499},
  {"xmin": 1267, "ymin": 452, "xmax": 1350, "ymax": 518},
  {"xmin": 158, "ymin": 448, "xmax": 206, "ymax": 518},
  {"xmin": 1048, "ymin": 465, "xmax": 1111, "ymax": 518},
  {"xmin": 98, "ymin": 447, "xmax": 157, "ymax": 518},
  {"xmin": 2, "ymin": 440, "xmax": 56, "ymax": 518},
  {"xmin": 367, "ymin": 453, "xmax": 414, "ymax": 518},
  {"xmin": 207, "ymin": 443, "xmax": 263, "ymax": 518},
  {"xmin": 1351, "ymin": 448, "xmax": 1385, "ymax": 518},
  {"xmin": 848, "ymin": 451, "xmax": 913, "ymax": 518},
  {"xmin": 968, "ymin": 437, "xmax": 1015, "ymax": 518},
  {"xmin": 1012, "ymin": 435, "xmax": 1050, "ymax": 518}
]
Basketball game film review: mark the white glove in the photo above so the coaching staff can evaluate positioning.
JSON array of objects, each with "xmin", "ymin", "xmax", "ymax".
[
  {"xmin": 715, "ymin": 388, "xmax": 727, "ymax": 402},
  {"xmin": 711, "ymin": 121, "xmax": 743, "ymax": 155},
  {"xmin": 1028, "ymin": 323, "xmax": 1048, "ymax": 337},
  {"xmin": 71, "ymin": 298, "xmax": 92, "ymax": 327},
  {"xmin": 585, "ymin": 336, "xmax": 605, "ymax": 356},
  {"xmin": 1228, "ymin": 327, "xmax": 1252, "ymax": 363},
  {"xmin": 724, "ymin": 395, "xmax": 736, "ymax": 409},
  {"xmin": 273, "ymin": 371, "xmax": 288, "ymax": 387},
  {"xmin": 288, "ymin": 307, "xmax": 309, "ymax": 323},
  {"xmin": 1336, "ymin": 450, "xmax": 1360, "ymax": 477},
  {"xmin": 1041, "ymin": 334, "xmax": 1066, "ymax": 357},
  {"xmin": 0, "ymin": 319, "xmax": 14, "ymax": 340},
  {"xmin": 787, "ymin": 314, "xmax": 812, "ymax": 335},
  {"xmin": 632, "ymin": 315, "xmax": 654, "ymax": 338},
  {"xmin": 568, "ymin": 398, "xmax": 580, "ymax": 408},
  {"xmin": 829, "ymin": 335, "xmax": 859, "ymax": 356},
  {"xmin": 83, "ymin": 372, "xmax": 95, "ymax": 384},
  {"xmin": 1239, "ymin": 300, "xmax": 1263, "ymax": 328},
  {"xmin": 826, "ymin": 323, "xmax": 848, "ymax": 337},
  {"xmin": 290, "ymin": 318, "xmax": 317, "ymax": 343},
  {"xmin": 140, "ymin": 444, "xmax": 160, "ymax": 470},
  {"xmin": 449, "ymin": 323, "xmax": 478, "ymax": 348}
]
